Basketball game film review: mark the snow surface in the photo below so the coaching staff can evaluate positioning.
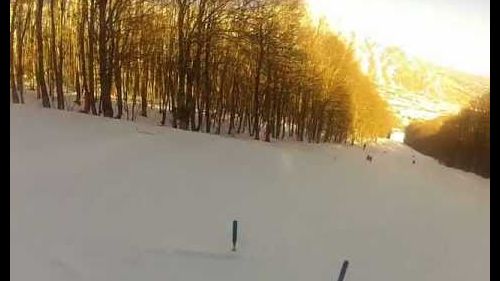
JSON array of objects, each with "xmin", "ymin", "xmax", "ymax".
[{"xmin": 11, "ymin": 104, "xmax": 489, "ymax": 281}]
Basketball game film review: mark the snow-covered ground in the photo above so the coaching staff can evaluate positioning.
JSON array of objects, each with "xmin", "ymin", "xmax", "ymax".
[{"xmin": 11, "ymin": 102, "xmax": 489, "ymax": 281}]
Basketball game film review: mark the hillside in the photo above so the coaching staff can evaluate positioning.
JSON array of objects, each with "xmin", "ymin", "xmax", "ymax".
[
  {"xmin": 350, "ymin": 37, "xmax": 490, "ymax": 126},
  {"xmin": 405, "ymin": 94, "xmax": 490, "ymax": 178},
  {"xmin": 11, "ymin": 104, "xmax": 489, "ymax": 281}
]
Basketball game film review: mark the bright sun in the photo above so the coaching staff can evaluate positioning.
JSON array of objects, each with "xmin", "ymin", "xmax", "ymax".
[{"xmin": 305, "ymin": 0, "xmax": 490, "ymax": 77}]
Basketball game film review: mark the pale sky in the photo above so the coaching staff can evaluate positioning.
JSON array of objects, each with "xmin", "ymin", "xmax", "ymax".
[{"xmin": 306, "ymin": 0, "xmax": 490, "ymax": 77}]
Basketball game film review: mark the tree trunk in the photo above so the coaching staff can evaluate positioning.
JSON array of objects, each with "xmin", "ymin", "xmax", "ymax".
[
  {"xmin": 228, "ymin": 76, "xmax": 237, "ymax": 135},
  {"xmin": 132, "ymin": 67, "xmax": 139, "ymax": 120},
  {"xmin": 140, "ymin": 61, "xmax": 148, "ymax": 117},
  {"xmin": 204, "ymin": 33, "xmax": 212, "ymax": 133},
  {"xmin": 75, "ymin": 69, "xmax": 81, "ymax": 105},
  {"xmin": 36, "ymin": 0, "xmax": 50, "ymax": 108},
  {"xmin": 10, "ymin": 0, "xmax": 19, "ymax": 104},
  {"xmin": 98, "ymin": 0, "xmax": 113, "ymax": 117},
  {"xmin": 114, "ymin": 58, "xmax": 123, "ymax": 119},
  {"xmin": 56, "ymin": 0, "xmax": 65, "ymax": 109},
  {"xmin": 84, "ymin": 0, "xmax": 97, "ymax": 114},
  {"xmin": 50, "ymin": 0, "xmax": 64, "ymax": 109},
  {"xmin": 253, "ymin": 27, "xmax": 264, "ymax": 140},
  {"xmin": 176, "ymin": 1, "xmax": 188, "ymax": 129},
  {"xmin": 77, "ymin": 0, "xmax": 88, "ymax": 107}
]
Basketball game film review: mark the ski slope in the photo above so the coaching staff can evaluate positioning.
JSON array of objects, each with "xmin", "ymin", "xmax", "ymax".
[{"xmin": 10, "ymin": 104, "xmax": 489, "ymax": 281}]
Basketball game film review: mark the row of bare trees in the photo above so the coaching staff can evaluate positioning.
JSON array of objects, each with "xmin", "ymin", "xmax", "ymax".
[{"xmin": 10, "ymin": 0, "xmax": 394, "ymax": 143}]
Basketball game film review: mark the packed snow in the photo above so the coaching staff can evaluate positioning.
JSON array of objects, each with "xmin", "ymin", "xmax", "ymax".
[{"xmin": 11, "ymin": 103, "xmax": 489, "ymax": 281}]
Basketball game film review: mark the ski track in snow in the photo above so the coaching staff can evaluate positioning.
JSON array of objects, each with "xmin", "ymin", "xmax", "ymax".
[{"xmin": 10, "ymin": 103, "xmax": 489, "ymax": 281}]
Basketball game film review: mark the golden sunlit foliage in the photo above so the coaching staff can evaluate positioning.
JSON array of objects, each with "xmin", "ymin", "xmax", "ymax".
[
  {"xmin": 10, "ymin": 0, "xmax": 394, "ymax": 143},
  {"xmin": 405, "ymin": 94, "xmax": 490, "ymax": 178}
]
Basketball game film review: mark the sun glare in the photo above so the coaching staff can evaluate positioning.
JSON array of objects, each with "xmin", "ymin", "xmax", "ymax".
[{"xmin": 305, "ymin": 0, "xmax": 490, "ymax": 77}]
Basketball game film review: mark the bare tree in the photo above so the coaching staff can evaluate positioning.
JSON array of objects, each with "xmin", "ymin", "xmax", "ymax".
[{"xmin": 35, "ymin": 0, "xmax": 50, "ymax": 107}]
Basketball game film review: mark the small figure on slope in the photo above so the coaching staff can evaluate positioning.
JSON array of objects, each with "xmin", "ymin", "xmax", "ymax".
[{"xmin": 366, "ymin": 155, "xmax": 373, "ymax": 162}]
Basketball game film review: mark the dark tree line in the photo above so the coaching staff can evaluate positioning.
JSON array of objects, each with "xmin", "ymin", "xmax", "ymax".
[
  {"xmin": 405, "ymin": 94, "xmax": 490, "ymax": 178},
  {"xmin": 10, "ymin": 0, "xmax": 394, "ymax": 143}
]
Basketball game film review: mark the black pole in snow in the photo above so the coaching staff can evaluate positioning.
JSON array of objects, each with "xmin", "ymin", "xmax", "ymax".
[
  {"xmin": 337, "ymin": 260, "xmax": 349, "ymax": 281},
  {"xmin": 232, "ymin": 220, "xmax": 238, "ymax": 251}
]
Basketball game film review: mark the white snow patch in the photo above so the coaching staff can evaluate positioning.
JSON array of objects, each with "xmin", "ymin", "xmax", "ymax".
[
  {"xmin": 390, "ymin": 131, "xmax": 406, "ymax": 143},
  {"xmin": 11, "ymin": 104, "xmax": 489, "ymax": 281}
]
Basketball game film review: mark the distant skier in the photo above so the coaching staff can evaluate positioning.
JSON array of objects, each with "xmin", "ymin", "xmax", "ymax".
[
  {"xmin": 366, "ymin": 155, "xmax": 373, "ymax": 162},
  {"xmin": 363, "ymin": 143, "xmax": 367, "ymax": 150}
]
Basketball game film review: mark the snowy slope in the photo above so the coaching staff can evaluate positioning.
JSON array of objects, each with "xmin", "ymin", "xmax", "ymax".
[{"xmin": 11, "ymin": 104, "xmax": 489, "ymax": 281}]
